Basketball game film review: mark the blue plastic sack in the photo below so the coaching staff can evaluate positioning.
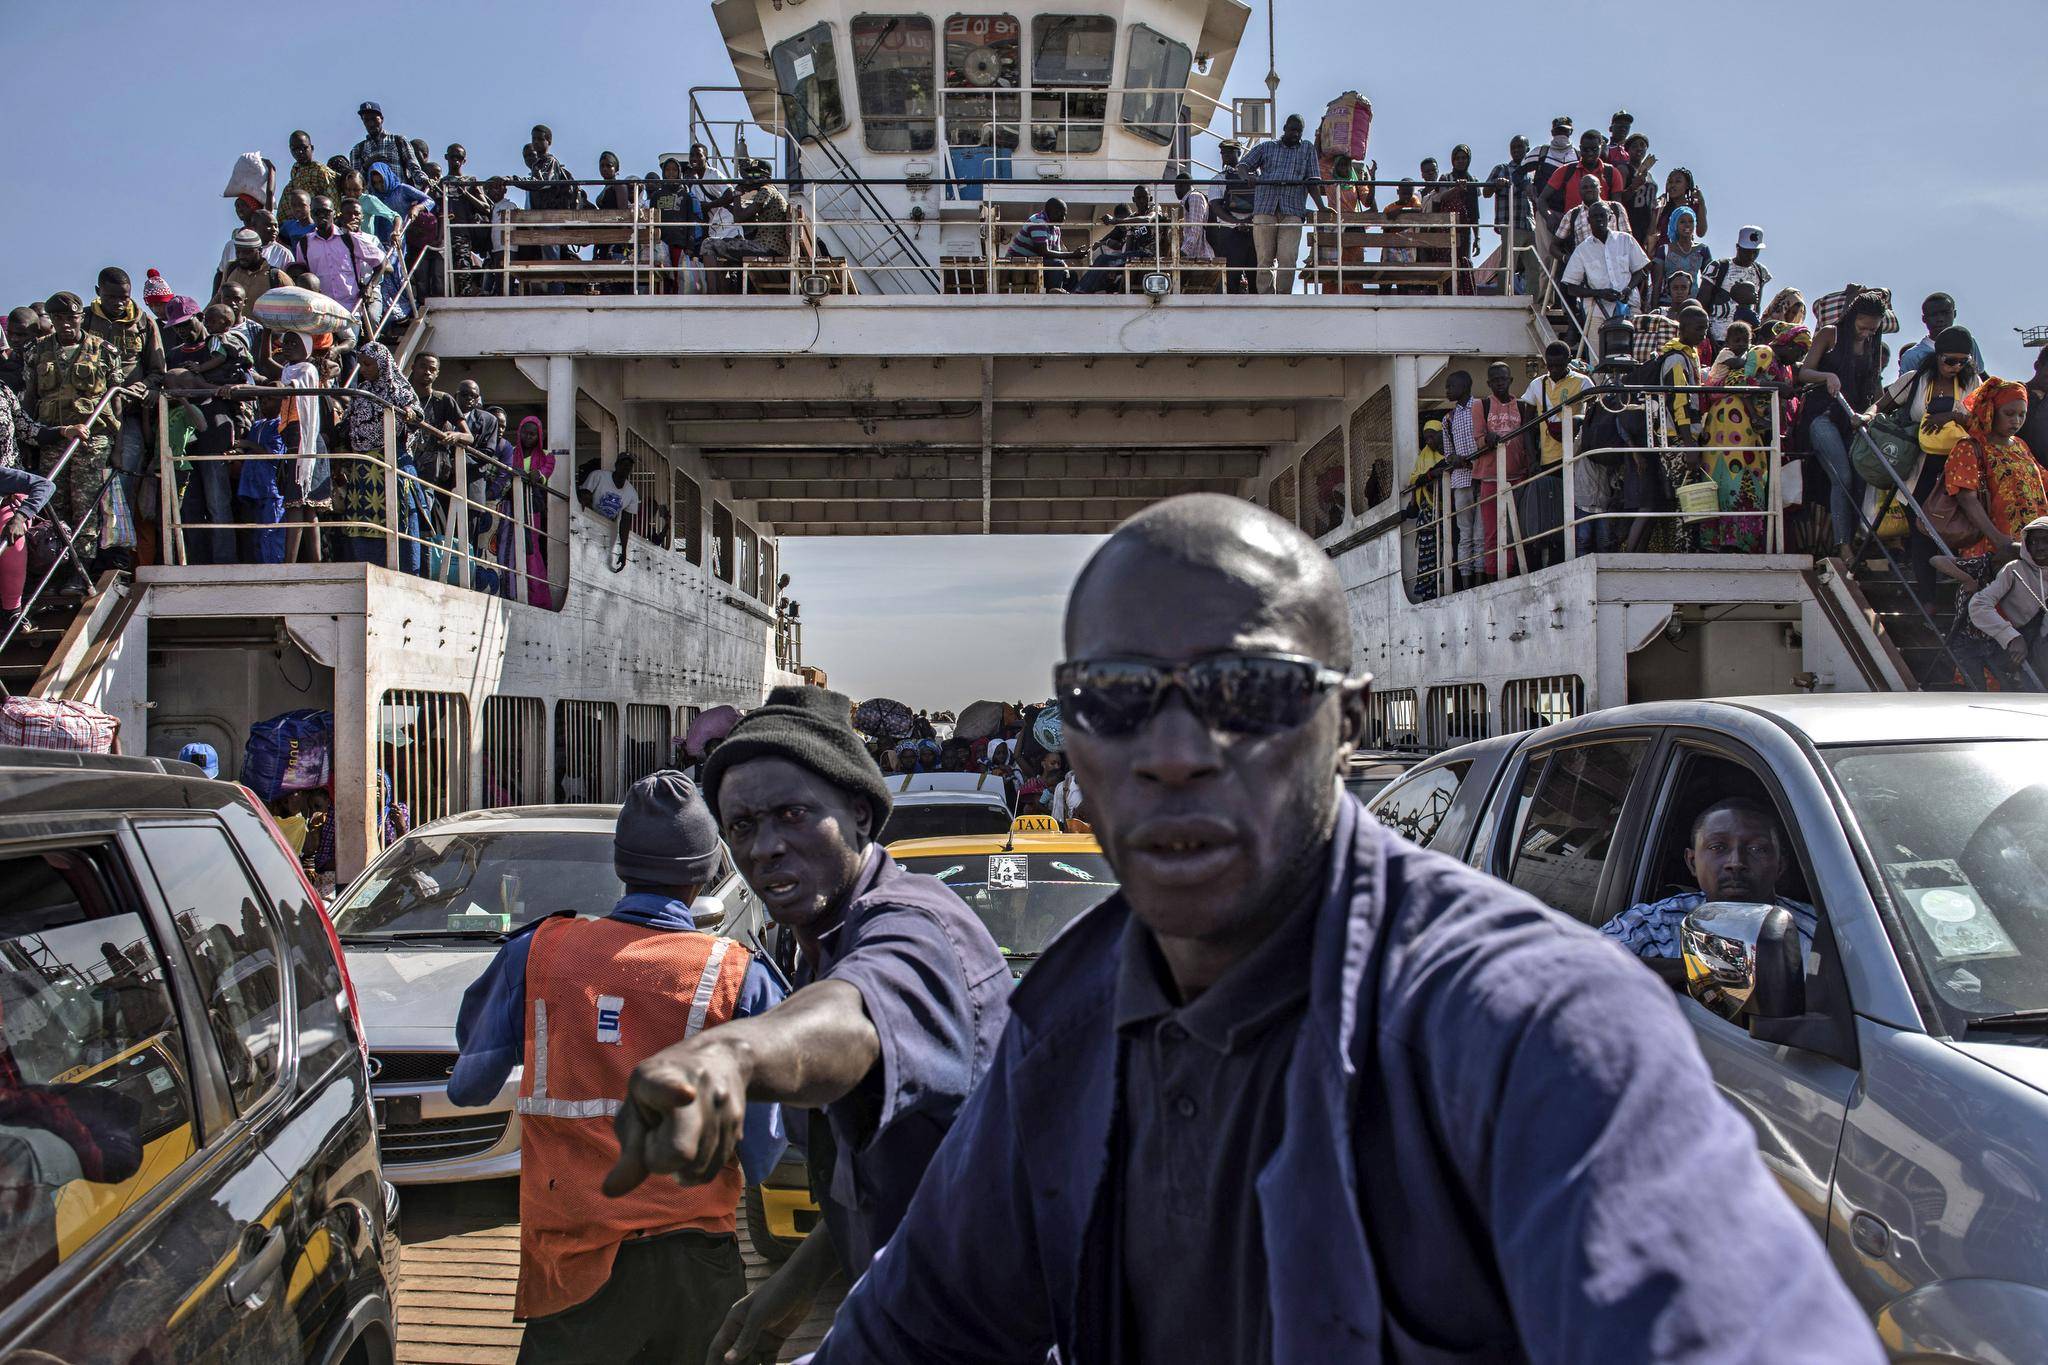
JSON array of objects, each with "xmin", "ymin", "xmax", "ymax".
[{"xmin": 241, "ymin": 709, "xmax": 333, "ymax": 800}]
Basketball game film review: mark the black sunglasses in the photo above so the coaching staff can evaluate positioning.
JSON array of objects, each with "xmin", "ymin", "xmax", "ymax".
[
  {"xmin": 1939, "ymin": 354, "xmax": 1968, "ymax": 367},
  {"xmin": 1053, "ymin": 652, "xmax": 1350, "ymax": 739}
]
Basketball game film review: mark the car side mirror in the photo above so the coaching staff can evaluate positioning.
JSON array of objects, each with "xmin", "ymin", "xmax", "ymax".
[
  {"xmin": 1680, "ymin": 901, "xmax": 1805, "ymax": 1025},
  {"xmin": 692, "ymin": 894, "xmax": 728, "ymax": 933}
]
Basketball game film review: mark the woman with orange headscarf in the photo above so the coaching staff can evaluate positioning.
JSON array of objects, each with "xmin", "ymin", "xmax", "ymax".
[{"xmin": 1942, "ymin": 378, "xmax": 2041, "ymax": 557}]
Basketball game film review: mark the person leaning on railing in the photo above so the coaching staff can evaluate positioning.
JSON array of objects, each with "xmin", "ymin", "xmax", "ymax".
[{"xmin": 1003, "ymin": 198, "xmax": 1087, "ymax": 293}]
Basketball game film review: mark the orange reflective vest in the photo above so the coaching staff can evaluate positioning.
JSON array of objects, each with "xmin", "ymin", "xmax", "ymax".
[{"xmin": 514, "ymin": 915, "xmax": 751, "ymax": 1320}]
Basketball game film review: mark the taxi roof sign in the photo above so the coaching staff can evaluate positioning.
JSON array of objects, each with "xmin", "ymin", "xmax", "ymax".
[{"xmin": 1010, "ymin": 814, "xmax": 1061, "ymax": 834}]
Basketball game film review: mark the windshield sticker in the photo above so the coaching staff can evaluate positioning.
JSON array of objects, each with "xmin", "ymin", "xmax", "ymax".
[
  {"xmin": 1943, "ymin": 967, "xmax": 1982, "ymax": 996},
  {"xmin": 930, "ymin": 864, "xmax": 965, "ymax": 882},
  {"xmin": 1049, "ymin": 861, "xmax": 1095, "ymax": 881},
  {"xmin": 989, "ymin": 855, "xmax": 1029, "ymax": 889},
  {"xmin": 1887, "ymin": 860, "xmax": 2020, "ymax": 961}
]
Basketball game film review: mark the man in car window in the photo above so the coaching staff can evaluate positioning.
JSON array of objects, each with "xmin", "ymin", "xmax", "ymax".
[
  {"xmin": 447, "ymin": 772, "xmax": 786, "ymax": 1364},
  {"xmin": 1599, "ymin": 796, "xmax": 1819, "ymax": 960},
  {"xmin": 804, "ymin": 494, "xmax": 1881, "ymax": 1364},
  {"xmin": 603, "ymin": 686, "xmax": 1010, "ymax": 1365}
]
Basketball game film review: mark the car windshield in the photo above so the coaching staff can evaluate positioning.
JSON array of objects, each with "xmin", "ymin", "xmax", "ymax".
[
  {"xmin": 897, "ymin": 850, "xmax": 1117, "ymax": 962},
  {"xmin": 880, "ymin": 803, "xmax": 1014, "ymax": 844},
  {"xmin": 1826, "ymin": 740, "xmax": 2048, "ymax": 1020},
  {"xmin": 331, "ymin": 829, "xmax": 622, "ymax": 939}
]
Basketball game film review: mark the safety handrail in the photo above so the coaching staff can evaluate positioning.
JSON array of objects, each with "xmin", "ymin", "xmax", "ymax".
[
  {"xmin": 0, "ymin": 382, "xmax": 128, "ymax": 683},
  {"xmin": 1831, "ymin": 394, "xmax": 2039, "ymax": 691}
]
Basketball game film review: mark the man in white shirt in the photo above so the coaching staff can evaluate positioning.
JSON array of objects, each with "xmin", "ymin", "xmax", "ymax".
[
  {"xmin": 1561, "ymin": 203, "xmax": 1649, "ymax": 352},
  {"xmin": 580, "ymin": 452, "xmax": 641, "ymax": 562}
]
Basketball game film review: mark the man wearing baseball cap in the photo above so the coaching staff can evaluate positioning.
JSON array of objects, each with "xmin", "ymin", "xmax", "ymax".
[
  {"xmin": 349, "ymin": 99, "xmax": 423, "ymax": 190},
  {"xmin": 1699, "ymin": 224, "xmax": 1772, "ymax": 342},
  {"xmin": 605, "ymin": 685, "xmax": 1010, "ymax": 1365},
  {"xmin": 448, "ymin": 771, "xmax": 788, "ymax": 1364}
]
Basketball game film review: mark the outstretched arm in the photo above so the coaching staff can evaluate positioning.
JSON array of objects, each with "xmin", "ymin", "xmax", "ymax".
[{"xmin": 605, "ymin": 978, "xmax": 878, "ymax": 1193}]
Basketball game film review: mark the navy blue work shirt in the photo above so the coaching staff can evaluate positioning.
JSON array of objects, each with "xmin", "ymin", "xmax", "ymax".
[
  {"xmin": 796, "ymin": 844, "xmax": 1011, "ymax": 1275},
  {"xmin": 808, "ymin": 798, "xmax": 1885, "ymax": 1363}
]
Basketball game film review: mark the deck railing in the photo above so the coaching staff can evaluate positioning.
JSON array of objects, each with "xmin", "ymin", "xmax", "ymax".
[
  {"xmin": 1400, "ymin": 382, "xmax": 1789, "ymax": 603},
  {"xmin": 440, "ymin": 176, "xmax": 1527, "ymax": 299},
  {"xmin": 154, "ymin": 385, "xmax": 569, "ymax": 610}
]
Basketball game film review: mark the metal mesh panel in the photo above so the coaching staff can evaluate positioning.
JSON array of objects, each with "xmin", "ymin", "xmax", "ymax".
[
  {"xmin": 481, "ymin": 696, "xmax": 545, "ymax": 807},
  {"xmin": 381, "ymin": 690, "xmax": 471, "ymax": 830},
  {"xmin": 624, "ymin": 432, "xmax": 671, "ymax": 549},
  {"xmin": 1299, "ymin": 427, "xmax": 1346, "ymax": 538},
  {"xmin": 1364, "ymin": 688, "xmax": 1420, "ymax": 747},
  {"xmin": 1425, "ymin": 684, "xmax": 1490, "ymax": 749},
  {"xmin": 553, "ymin": 700, "xmax": 619, "ymax": 803},
  {"xmin": 1349, "ymin": 388, "xmax": 1393, "ymax": 514},
  {"xmin": 624, "ymin": 705, "xmax": 672, "ymax": 785},
  {"xmin": 674, "ymin": 469, "xmax": 704, "ymax": 564},
  {"xmin": 1267, "ymin": 466, "xmax": 1296, "ymax": 525},
  {"xmin": 1500, "ymin": 675, "xmax": 1586, "ymax": 732}
]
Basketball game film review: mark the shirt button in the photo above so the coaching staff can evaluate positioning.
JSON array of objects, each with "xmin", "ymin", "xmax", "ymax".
[
  {"xmin": 1173, "ymin": 1093, "xmax": 1198, "ymax": 1119},
  {"xmin": 1159, "ymin": 1022, "xmax": 1187, "ymax": 1044}
]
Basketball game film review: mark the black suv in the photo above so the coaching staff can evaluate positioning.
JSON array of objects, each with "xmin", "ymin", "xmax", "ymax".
[{"xmin": 0, "ymin": 748, "xmax": 397, "ymax": 1363}]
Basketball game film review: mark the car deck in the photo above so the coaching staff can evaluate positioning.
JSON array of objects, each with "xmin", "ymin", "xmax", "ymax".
[{"xmin": 395, "ymin": 1181, "xmax": 846, "ymax": 1363}]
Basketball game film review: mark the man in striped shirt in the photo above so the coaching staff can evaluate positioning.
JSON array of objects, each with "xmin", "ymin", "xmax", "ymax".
[
  {"xmin": 1004, "ymin": 198, "xmax": 1085, "ymax": 292},
  {"xmin": 1235, "ymin": 115, "xmax": 1327, "ymax": 294}
]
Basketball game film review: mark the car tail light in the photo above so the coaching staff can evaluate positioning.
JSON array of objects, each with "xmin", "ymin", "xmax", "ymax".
[{"xmin": 245, "ymin": 788, "xmax": 370, "ymax": 1064}]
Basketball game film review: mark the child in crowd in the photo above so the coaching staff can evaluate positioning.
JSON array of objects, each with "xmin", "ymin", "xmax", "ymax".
[{"xmin": 235, "ymin": 396, "xmax": 290, "ymax": 563}]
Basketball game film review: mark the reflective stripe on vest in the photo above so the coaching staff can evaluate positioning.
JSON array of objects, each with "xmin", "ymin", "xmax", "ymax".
[{"xmin": 515, "ymin": 936, "xmax": 733, "ymax": 1120}]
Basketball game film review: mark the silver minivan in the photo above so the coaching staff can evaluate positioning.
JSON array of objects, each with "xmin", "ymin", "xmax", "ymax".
[{"xmin": 1367, "ymin": 695, "xmax": 2048, "ymax": 1363}]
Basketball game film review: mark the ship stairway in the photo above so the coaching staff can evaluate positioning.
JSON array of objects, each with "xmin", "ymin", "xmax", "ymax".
[
  {"xmin": 1810, "ymin": 407, "xmax": 2038, "ymax": 693},
  {"xmin": 790, "ymin": 136, "xmax": 941, "ymax": 294}
]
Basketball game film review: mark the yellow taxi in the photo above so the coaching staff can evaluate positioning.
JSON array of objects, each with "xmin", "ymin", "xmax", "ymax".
[{"xmin": 750, "ymin": 816, "xmax": 1117, "ymax": 1260}]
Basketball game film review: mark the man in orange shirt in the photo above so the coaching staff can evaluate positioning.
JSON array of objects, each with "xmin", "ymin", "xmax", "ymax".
[{"xmin": 449, "ymin": 772, "xmax": 785, "ymax": 1363}]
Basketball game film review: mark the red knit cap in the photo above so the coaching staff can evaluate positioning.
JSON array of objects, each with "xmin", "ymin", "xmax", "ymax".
[{"xmin": 141, "ymin": 269, "xmax": 173, "ymax": 305}]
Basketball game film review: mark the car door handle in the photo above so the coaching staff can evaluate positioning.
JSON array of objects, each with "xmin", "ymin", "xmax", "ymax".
[{"xmin": 226, "ymin": 1226, "xmax": 288, "ymax": 1311}]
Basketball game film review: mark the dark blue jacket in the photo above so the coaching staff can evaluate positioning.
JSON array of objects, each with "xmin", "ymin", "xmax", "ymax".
[{"xmin": 810, "ymin": 799, "xmax": 1883, "ymax": 1363}]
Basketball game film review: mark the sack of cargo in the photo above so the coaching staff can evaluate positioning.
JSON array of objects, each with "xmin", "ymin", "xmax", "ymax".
[
  {"xmin": 249, "ymin": 285, "xmax": 354, "ymax": 338},
  {"xmin": 1317, "ymin": 92, "xmax": 1372, "ymax": 164},
  {"xmin": 1812, "ymin": 284, "xmax": 1900, "ymax": 335},
  {"xmin": 223, "ymin": 152, "xmax": 269, "ymax": 202},
  {"xmin": 1, "ymin": 697, "xmax": 119, "ymax": 753},
  {"xmin": 241, "ymin": 709, "xmax": 333, "ymax": 800}
]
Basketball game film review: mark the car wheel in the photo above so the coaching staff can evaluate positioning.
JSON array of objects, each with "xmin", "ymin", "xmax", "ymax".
[{"xmin": 744, "ymin": 1182, "xmax": 794, "ymax": 1264}]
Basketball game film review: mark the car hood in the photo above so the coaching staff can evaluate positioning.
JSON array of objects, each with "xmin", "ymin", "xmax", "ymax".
[
  {"xmin": 1949, "ymin": 1039, "xmax": 2048, "ymax": 1099},
  {"xmin": 344, "ymin": 945, "xmax": 497, "ymax": 1048}
]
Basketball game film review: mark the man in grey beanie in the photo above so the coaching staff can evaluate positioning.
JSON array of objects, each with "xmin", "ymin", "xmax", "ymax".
[
  {"xmin": 603, "ymin": 686, "xmax": 1011, "ymax": 1364},
  {"xmin": 448, "ymin": 771, "xmax": 787, "ymax": 1364}
]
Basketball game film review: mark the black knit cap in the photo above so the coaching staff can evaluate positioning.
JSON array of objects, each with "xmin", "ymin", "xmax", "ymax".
[
  {"xmin": 615, "ymin": 770, "xmax": 724, "ymax": 888},
  {"xmin": 701, "ymin": 686, "xmax": 893, "ymax": 835}
]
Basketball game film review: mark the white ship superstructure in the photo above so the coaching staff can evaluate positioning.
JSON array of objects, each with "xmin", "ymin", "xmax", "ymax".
[{"xmin": 7, "ymin": 0, "xmax": 1955, "ymax": 874}]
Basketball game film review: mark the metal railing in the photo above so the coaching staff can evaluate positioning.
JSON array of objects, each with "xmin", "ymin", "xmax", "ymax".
[
  {"xmin": 154, "ymin": 384, "xmax": 568, "ymax": 610},
  {"xmin": 440, "ymin": 176, "xmax": 1526, "ymax": 299},
  {"xmin": 1402, "ymin": 382, "xmax": 1787, "ymax": 601},
  {"xmin": 0, "ymin": 383, "xmax": 127, "ymax": 688}
]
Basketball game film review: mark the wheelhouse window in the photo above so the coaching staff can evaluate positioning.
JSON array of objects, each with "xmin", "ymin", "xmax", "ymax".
[
  {"xmin": 773, "ymin": 23, "xmax": 847, "ymax": 139},
  {"xmin": 1029, "ymin": 15, "xmax": 1115, "ymax": 153},
  {"xmin": 1120, "ymin": 24, "xmax": 1190, "ymax": 145},
  {"xmin": 712, "ymin": 503, "xmax": 735, "ymax": 583},
  {"xmin": 851, "ymin": 15, "xmax": 937, "ymax": 153},
  {"xmin": 944, "ymin": 13, "xmax": 1021, "ymax": 150}
]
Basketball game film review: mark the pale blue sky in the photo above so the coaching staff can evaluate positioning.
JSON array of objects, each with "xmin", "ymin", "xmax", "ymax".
[{"xmin": 5, "ymin": 0, "xmax": 2042, "ymax": 707}]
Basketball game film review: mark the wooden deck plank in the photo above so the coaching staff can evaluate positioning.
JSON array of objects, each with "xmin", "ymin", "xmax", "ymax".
[{"xmin": 395, "ymin": 1177, "xmax": 841, "ymax": 1364}]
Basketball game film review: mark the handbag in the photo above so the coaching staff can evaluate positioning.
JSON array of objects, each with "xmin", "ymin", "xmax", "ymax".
[
  {"xmin": 1850, "ymin": 412, "xmax": 1918, "ymax": 490},
  {"xmin": 1919, "ymin": 481, "xmax": 1978, "ymax": 550}
]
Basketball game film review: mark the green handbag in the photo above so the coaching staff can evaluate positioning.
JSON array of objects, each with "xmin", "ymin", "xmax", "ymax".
[{"xmin": 1849, "ymin": 412, "xmax": 1919, "ymax": 491}]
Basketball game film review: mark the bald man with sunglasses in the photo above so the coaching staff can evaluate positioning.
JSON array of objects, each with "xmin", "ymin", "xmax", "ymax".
[{"xmin": 808, "ymin": 493, "xmax": 1880, "ymax": 1365}]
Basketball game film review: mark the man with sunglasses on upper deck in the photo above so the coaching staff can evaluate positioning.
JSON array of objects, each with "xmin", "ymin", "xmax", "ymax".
[{"xmin": 806, "ymin": 493, "xmax": 1883, "ymax": 1364}]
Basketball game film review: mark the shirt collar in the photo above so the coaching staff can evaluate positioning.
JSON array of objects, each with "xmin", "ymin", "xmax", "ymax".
[
  {"xmin": 608, "ymin": 891, "xmax": 700, "ymax": 931},
  {"xmin": 1113, "ymin": 815, "xmax": 1340, "ymax": 1053},
  {"xmin": 799, "ymin": 843, "xmax": 885, "ymax": 976}
]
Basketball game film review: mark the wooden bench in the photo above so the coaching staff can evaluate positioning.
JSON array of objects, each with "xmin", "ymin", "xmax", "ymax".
[{"xmin": 1303, "ymin": 210, "xmax": 1459, "ymax": 294}]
